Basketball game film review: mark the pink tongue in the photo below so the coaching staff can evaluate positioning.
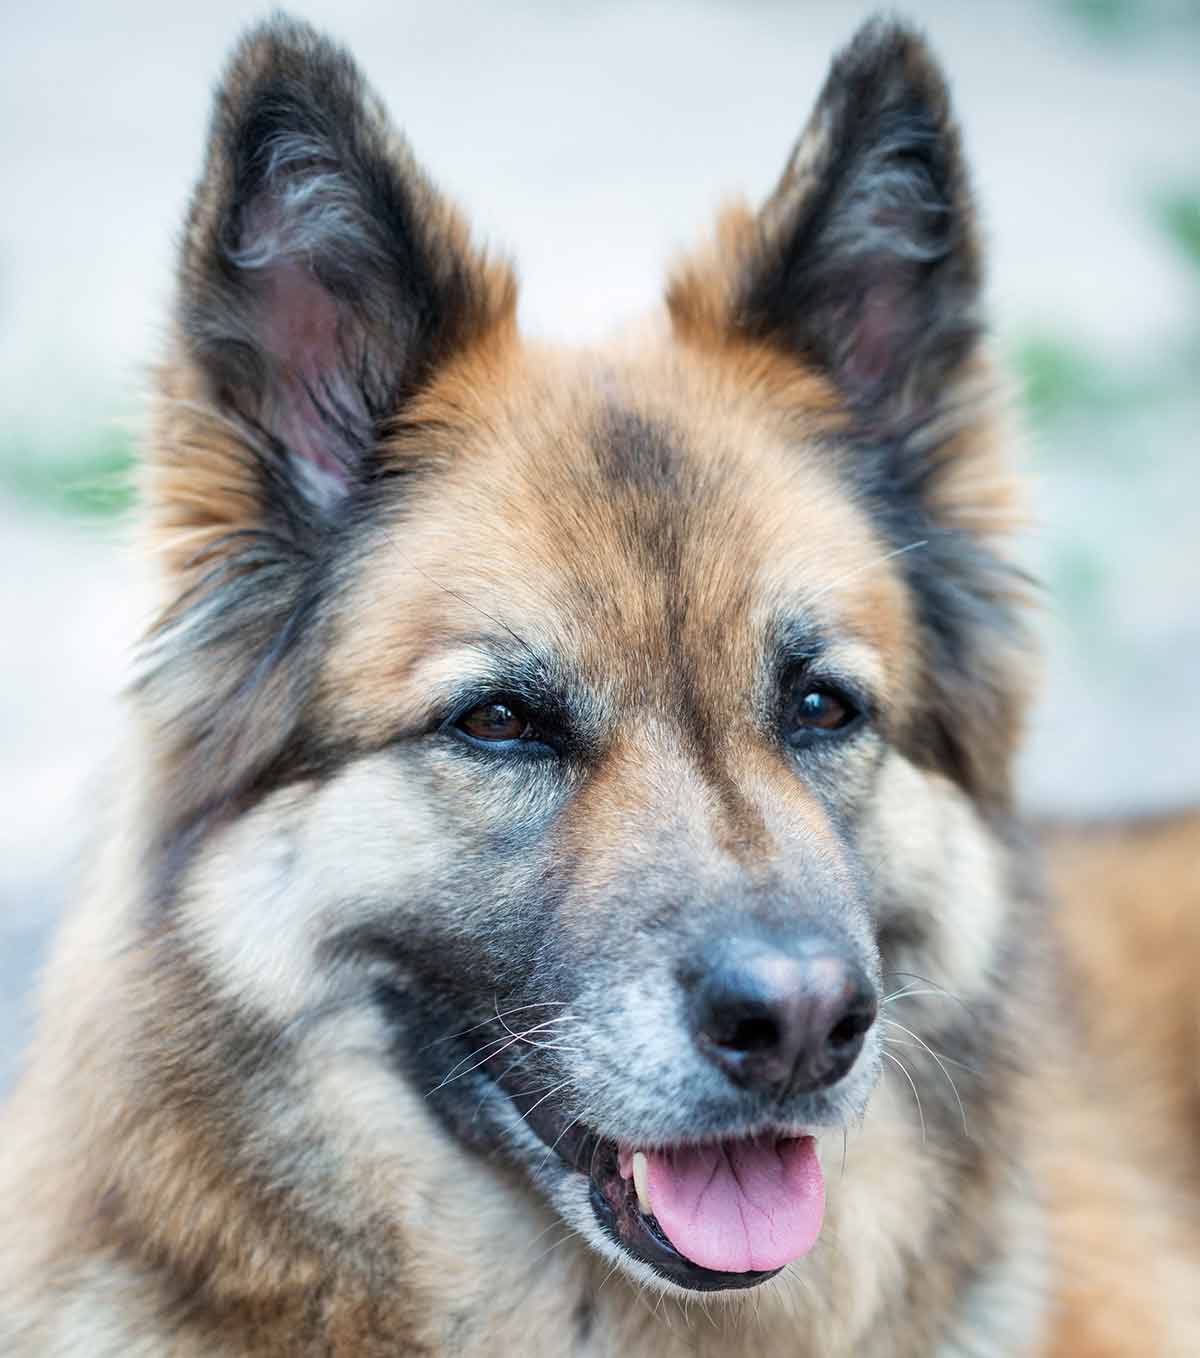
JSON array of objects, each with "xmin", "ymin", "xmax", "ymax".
[{"xmin": 639, "ymin": 1137, "xmax": 824, "ymax": 1274}]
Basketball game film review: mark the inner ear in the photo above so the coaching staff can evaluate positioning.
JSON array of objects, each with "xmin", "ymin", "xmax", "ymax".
[
  {"xmin": 242, "ymin": 253, "xmax": 363, "ymax": 501},
  {"xmin": 211, "ymin": 129, "xmax": 404, "ymax": 508}
]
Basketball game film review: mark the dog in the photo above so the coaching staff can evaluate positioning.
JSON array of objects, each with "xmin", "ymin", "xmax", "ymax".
[{"xmin": 2, "ymin": 13, "xmax": 1198, "ymax": 1355}]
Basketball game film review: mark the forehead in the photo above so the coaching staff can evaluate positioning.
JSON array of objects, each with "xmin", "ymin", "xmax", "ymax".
[{"xmin": 322, "ymin": 339, "xmax": 915, "ymax": 731}]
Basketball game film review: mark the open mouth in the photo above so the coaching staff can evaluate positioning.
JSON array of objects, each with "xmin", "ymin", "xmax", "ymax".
[{"xmin": 495, "ymin": 1064, "xmax": 826, "ymax": 1292}]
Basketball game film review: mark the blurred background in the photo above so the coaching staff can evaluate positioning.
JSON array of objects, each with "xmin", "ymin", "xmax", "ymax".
[{"xmin": 2, "ymin": 0, "xmax": 1198, "ymax": 1089}]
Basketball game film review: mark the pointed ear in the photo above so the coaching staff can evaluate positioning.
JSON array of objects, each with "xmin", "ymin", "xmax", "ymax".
[
  {"xmin": 668, "ymin": 19, "xmax": 980, "ymax": 434},
  {"xmin": 140, "ymin": 17, "xmax": 514, "ymax": 818},
  {"xmin": 159, "ymin": 15, "xmax": 514, "ymax": 547}
]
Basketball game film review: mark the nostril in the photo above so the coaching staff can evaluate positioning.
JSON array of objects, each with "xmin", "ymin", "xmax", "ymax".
[
  {"xmin": 720, "ymin": 1015, "xmax": 780, "ymax": 1054},
  {"xmin": 827, "ymin": 1007, "xmax": 874, "ymax": 1051}
]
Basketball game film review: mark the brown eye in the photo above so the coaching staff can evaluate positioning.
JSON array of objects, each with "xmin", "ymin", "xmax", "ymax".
[
  {"xmin": 457, "ymin": 701, "xmax": 532, "ymax": 744},
  {"xmin": 784, "ymin": 684, "xmax": 861, "ymax": 748},
  {"xmin": 797, "ymin": 690, "xmax": 849, "ymax": 729}
]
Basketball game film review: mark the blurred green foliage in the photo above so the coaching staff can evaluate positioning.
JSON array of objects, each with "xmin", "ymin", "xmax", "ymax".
[
  {"xmin": 1062, "ymin": 0, "xmax": 1200, "ymax": 39},
  {"xmin": 1155, "ymin": 188, "xmax": 1200, "ymax": 274},
  {"xmin": 1014, "ymin": 177, "xmax": 1200, "ymax": 435},
  {"xmin": 1016, "ymin": 171, "xmax": 1200, "ymax": 638},
  {"xmin": 0, "ymin": 430, "xmax": 136, "ymax": 517},
  {"xmin": 1012, "ymin": 336, "xmax": 1108, "ymax": 422},
  {"xmin": 1064, "ymin": 0, "xmax": 1145, "ymax": 34},
  {"xmin": 1049, "ymin": 541, "xmax": 1109, "ymax": 617}
]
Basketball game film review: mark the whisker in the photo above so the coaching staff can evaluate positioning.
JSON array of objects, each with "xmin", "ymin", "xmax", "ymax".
[
  {"xmin": 882, "ymin": 1050, "xmax": 927, "ymax": 1145},
  {"xmin": 652, "ymin": 1285, "xmax": 674, "ymax": 1330},
  {"xmin": 780, "ymin": 1270, "xmax": 808, "ymax": 1324},
  {"xmin": 433, "ymin": 1031, "xmax": 521, "ymax": 1085},
  {"xmin": 499, "ymin": 1080, "xmax": 567, "ymax": 1101},
  {"xmin": 378, "ymin": 521, "xmax": 539, "ymax": 660},
  {"xmin": 524, "ymin": 1226, "xmax": 578, "ymax": 1273},
  {"xmin": 428, "ymin": 1042, "xmax": 516, "ymax": 1093},
  {"xmin": 536, "ymin": 1114, "xmax": 584, "ymax": 1172},
  {"xmin": 883, "ymin": 985, "xmax": 958, "ymax": 1004},
  {"xmin": 504, "ymin": 1040, "xmax": 582, "ymax": 1052},
  {"xmin": 881, "ymin": 1019, "xmax": 969, "ymax": 1136},
  {"xmin": 495, "ymin": 1045, "xmax": 537, "ymax": 1078},
  {"xmin": 493, "ymin": 995, "xmax": 576, "ymax": 1042},
  {"xmin": 430, "ymin": 1028, "xmax": 558, "ymax": 1093},
  {"xmin": 419, "ymin": 1000, "xmax": 569, "ymax": 1050},
  {"xmin": 505, "ymin": 1036, "xmax": 581, "ymax": 1052},
  {"xmin": 781, "ymin": 1261, "xmax": 820, "ymax": 1307},
  {"xmin": 803, "ymin": 540, "xmax": 928, "ymax": 607},
  {"xmin": 881, "ymin": 971, "xmax": 976, "ymax": 1021},
  {"xmin": 518, "ymin": 1079, "xmax": 572, "ymax": 1123},
  {"xmin": 632, "ymin": 1283, "xmax": 659, "ymax": 1324},
  {"xmin": 597, "ymin": 1261, "xmax": 622, "ymax": 1295},
  {"xmin": 434, "ymin": 1017, "xmax": 579, "ymax": 1088},
  {"xmin": 881, "ymin": 1035, "xmax": 979, "ymax": 1076},
  {"xmin": 522, "ymin": 1215, "xmax": 573, "ymax": 1254}
]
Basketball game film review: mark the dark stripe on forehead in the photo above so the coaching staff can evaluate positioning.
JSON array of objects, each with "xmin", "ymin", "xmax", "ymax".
[
  {"xmin": 594, "ymin": 406, "xmax": 681, "ymax": 494},
  {"xmin": 588, "ymin": 405, "xmax": 776, "ymax": 853}
]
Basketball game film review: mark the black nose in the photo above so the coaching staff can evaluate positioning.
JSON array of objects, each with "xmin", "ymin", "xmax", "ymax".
[{"xmin": 686, "ymin": 935, "xmax": 878, "ymax": 1096}]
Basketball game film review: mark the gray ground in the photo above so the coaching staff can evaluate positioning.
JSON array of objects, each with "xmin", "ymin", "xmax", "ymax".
[{"xmin": 3, "ymin": 0, "xmax": 1199, "ymax": 1091}]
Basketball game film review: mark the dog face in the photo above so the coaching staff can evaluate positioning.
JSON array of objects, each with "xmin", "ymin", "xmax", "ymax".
[{"xmin": 133, "ymin": 16, "xmax": 1031, "ymax": 1302}]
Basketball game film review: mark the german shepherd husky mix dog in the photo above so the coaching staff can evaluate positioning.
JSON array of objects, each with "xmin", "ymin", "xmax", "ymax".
[{"xmin": 3, "ymin": 13, "xmax": 1199, "ymax": 1357}]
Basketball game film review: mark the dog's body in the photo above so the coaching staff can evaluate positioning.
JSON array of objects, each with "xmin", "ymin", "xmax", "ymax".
[{"xmin": 2, "ymin": 16, "xmax": 1197, "ymax": 1356}]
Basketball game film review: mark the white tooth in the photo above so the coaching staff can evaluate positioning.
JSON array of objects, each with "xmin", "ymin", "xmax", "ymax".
[{"xmin": 632, "ymin": 1151, "xmax": 652, "ymax": 1217}]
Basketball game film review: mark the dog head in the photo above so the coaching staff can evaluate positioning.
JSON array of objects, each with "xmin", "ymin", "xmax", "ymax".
[{"xmin": 126, "ymin": 14, "xmax": 1032, "ymax": 1305}]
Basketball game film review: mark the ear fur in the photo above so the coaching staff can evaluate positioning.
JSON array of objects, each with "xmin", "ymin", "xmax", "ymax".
[{"xmin": 138, "ymin": 15, "xmax": 515, "ymax": 824}]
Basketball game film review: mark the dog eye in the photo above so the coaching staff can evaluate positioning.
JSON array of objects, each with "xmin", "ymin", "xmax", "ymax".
[
  {"xmin": 783, "ymin": 684, "xmax": 862, "ymax": 747},
  {"xmin": 456, "ymin": 700, "xmax": 538, "ymax": 744}
]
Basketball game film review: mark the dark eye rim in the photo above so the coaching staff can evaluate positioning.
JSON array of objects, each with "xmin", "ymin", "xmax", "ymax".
[
  {"xmin": 780, "ymin": 678, "xmax": 869, "ymax": 750},
  {"xmin": 443, "ymin": 694, "xmax": 560, "ymax": 756}
]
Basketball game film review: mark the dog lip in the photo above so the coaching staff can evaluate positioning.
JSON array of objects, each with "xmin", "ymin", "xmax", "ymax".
[{"xmin": 486, "ymin": 1056, "xmax": 785, "ymax": 1292}]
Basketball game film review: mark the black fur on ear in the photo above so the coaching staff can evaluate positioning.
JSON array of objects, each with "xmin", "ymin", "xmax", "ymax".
[{"xmin": 744, "ymin": 18, "xmax": 980, "ymax": 429}]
